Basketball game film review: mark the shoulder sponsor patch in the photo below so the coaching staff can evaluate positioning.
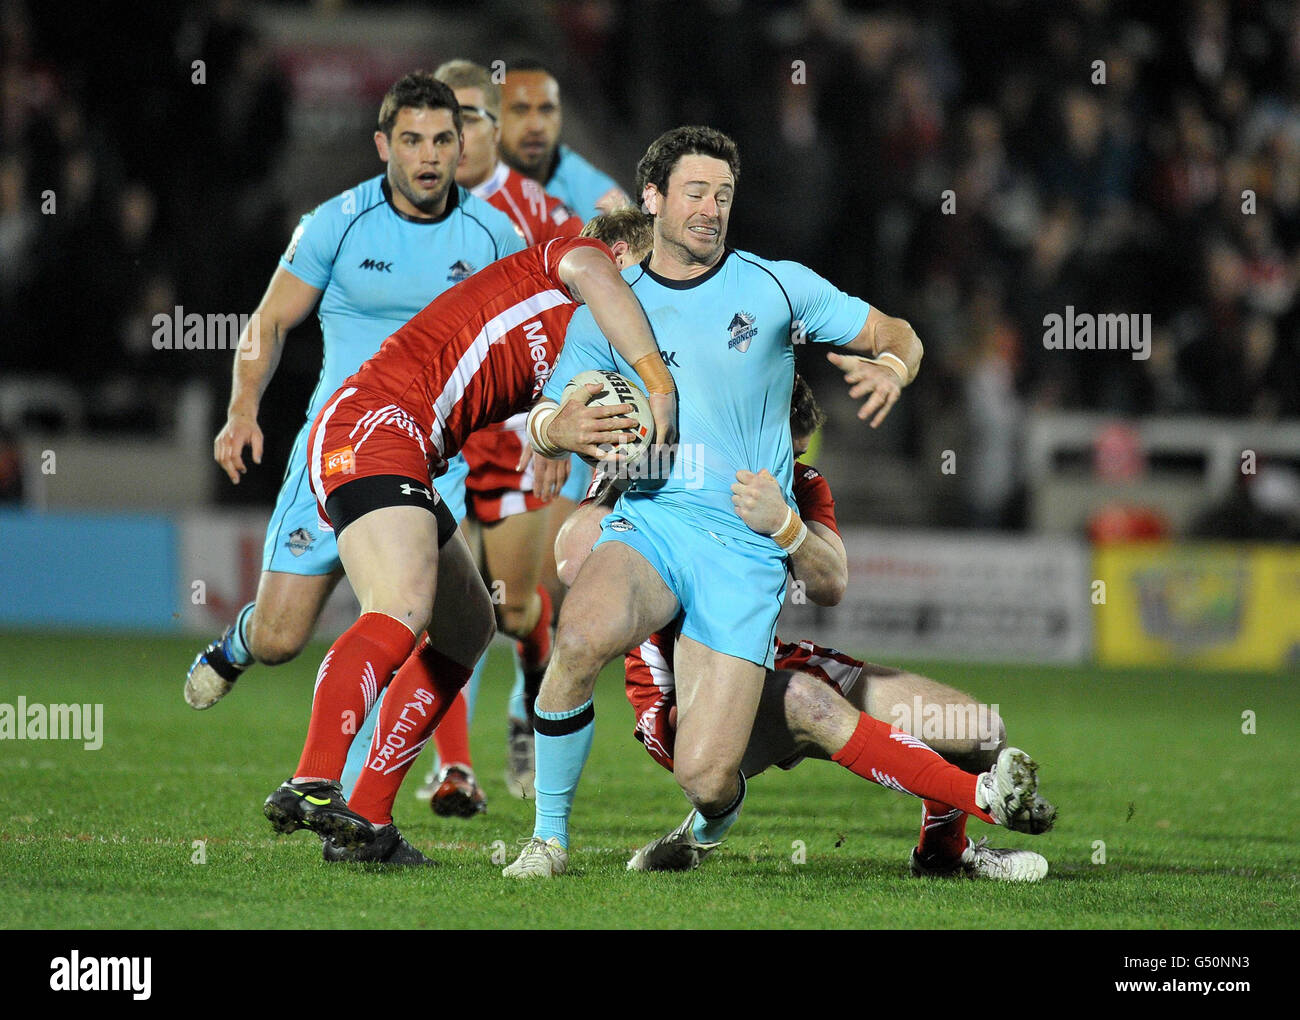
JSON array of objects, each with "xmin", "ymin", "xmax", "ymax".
[{"xmin": 283, "ymin": 218, "xmax": 309, "ymax": 263}]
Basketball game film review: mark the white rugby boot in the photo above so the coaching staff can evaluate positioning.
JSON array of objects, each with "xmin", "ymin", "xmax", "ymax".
[
  {"xmin": 502, "ymin": 837, "xmax": 568, "ymax": 878},
  {"xmin": 626, "ymin": 811, "xmax": 722, "ymax": 872},
  {"xmin": 910, "ymin": 837, "xmax": 1049, "ymax": 883},
  {"xmin": 974, "ymin": 747, "xmax": 1057, "ymax": 834}
]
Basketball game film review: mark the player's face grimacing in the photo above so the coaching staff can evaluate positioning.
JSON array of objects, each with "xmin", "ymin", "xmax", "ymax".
[
  {"xmin": 452, "ymin": 86, "xmax": 500, "ymax": 189},
  {"xmin": 498, "ymin": 71, "xmax": 561, "ymax": 177},
  {"xmin": 646, "ymin": 154, "xmax": 733, "ymax": 267},
  {"xmin": 374, "ymin": 106, "xmax": 462, "ymax": 218}
]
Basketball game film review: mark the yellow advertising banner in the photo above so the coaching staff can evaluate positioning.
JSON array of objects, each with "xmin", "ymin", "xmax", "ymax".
[{"xmin": 1094, "ymin": 543, "xmax": 1300, "ymax": 670}]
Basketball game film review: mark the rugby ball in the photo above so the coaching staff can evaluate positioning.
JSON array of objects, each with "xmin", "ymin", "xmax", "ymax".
[{"xmin": 560, "ymin": 369, "xmax": 655, "ymax": 472}]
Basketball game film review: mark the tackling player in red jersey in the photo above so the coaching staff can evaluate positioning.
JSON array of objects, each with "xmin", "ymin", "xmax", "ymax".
[
  {"xmin": 262, "ymin": 233, "xmax": 677, "ymax": 865},
  {"xmin": 399, "ymin": 60, "xmax": 586, "ymax": 815},
  {"xmin": 555, "ymin": 377, "xmax": 1056, "ymax": 881}
]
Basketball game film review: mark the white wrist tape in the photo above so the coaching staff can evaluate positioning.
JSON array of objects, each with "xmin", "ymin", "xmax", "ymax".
[
  {"xmin": 772, "ymin": 505, "xmax": 808, "ymax": 553},
  {"xmin": 872, "ymin": 351, "xmax": 910, "ymax": 384},
  {"xmin": 526, "ymin": 401, "xmax": 564, "ymax": 458}
]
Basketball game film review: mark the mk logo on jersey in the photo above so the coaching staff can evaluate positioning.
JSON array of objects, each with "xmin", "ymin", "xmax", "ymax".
[
  {"xmin": 727, "ymin": 311, "xmax": 758, "ymax": 353},
  {"xmin": 447, "ymin": 259, "xmax": 476, "ymax": 282},
  {"xmin": 324, "ymin": 446, "xmax": 355, "ymax": 476},
  {"xmin": 359, "ymin": 258, "xmax": 394, "ymax": 273},
  {"xmin": 658, "ymin": 349, "xmax": 680, "ymax": 367}
]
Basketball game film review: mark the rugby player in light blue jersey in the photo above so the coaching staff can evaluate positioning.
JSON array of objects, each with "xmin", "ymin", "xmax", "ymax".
[
  {"xmin": 505, "ymin": 126, "xmax": 924, "ymax": 878},
  {"xmin": 498, "ymin": 60, "xmax": 631, "ymax": 222},
  {"xmin": 185, "ymin": 73, "xmax": 523, "ymax": 720}
]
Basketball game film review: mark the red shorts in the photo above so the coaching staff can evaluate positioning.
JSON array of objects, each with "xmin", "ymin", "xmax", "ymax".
[
  {"xmin": 624, "ymin": 637, "xmax": 864, "ymax": 773},
  {"xmin": 461, "ymin": 414, "xmax": 547, "ymax": 523},
  {"xmin": 307, "ymin": 385, "xmax": 451, "ymax": 538}
]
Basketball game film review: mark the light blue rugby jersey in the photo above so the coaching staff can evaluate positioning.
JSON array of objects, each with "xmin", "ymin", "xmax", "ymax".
[
  {"xmin": 544, "ymin": 145, "xmax": 626, "ymax": 222},
  {"xmin": 543, "ymin": 248, "xmax": 870, "ymax": 538},
  {"xmin": 279, "ymin": 175, "xmax": 525, "ymax": 424}
]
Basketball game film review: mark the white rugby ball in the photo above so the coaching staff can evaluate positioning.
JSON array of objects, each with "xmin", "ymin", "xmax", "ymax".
[{"xmin": 560, "ymin": 369, "xmax": 655, "ymax": 471}]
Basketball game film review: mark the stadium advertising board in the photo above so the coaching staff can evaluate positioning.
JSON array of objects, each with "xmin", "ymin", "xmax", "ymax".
[
  {"xmin": 779, "ymin": 529, "xmax": 1091, "ymax": 664},
  {"xmin": 1094, "ymin": 543, "xmax": 1300, "ymax": 671}
]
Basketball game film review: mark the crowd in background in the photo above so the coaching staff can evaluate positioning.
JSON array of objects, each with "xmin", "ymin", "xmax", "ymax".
[{"xmin": 2, "ymin": 0, "xmax": 1297, "ymax": 527}]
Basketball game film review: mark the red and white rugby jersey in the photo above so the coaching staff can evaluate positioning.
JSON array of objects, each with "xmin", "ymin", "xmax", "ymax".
[
  {"xmin": 791, "ymin": 459, "xmax": 839, "ymax": 535},
  {"xmin": 473, "ymin": 161, "xmax": 581, "ymax": 247},
  {"xmin": 344, "ymin": 235, "xmax": 611, "ymax": 461}
]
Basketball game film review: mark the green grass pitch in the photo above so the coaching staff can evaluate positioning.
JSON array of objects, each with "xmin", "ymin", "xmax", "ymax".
[{"xmin": 1, "ymin": 631, "xmax": 1296, "ymax": 929}]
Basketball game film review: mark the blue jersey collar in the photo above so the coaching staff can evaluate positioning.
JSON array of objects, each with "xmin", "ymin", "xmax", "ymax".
[
  {"xmin": 641, "ymin": 248, "xmax": 731, "ymax": 290},
  {"xmin": 381, "ymin": 177, "xmax": 462, "ymax": 224}
]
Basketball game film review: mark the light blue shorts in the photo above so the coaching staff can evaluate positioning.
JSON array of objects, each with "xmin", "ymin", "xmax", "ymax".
[
  {"xmin": 593, "ymin": 495, "xmax": 787, "ymax": 669},
  {"xmin": 262, "ymin": 424, "xmax": 468, "ymax": 574}
]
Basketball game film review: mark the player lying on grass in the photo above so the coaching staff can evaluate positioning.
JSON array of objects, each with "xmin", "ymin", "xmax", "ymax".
[
  {"xmin": 261, "ymin": 233, "xmax": 677, "ymax": 866},
  {"xmin": 551, "ymin": 376, "xmax": 1056, "ymax": 881}
]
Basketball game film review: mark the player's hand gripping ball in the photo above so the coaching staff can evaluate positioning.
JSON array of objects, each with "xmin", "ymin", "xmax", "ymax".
[{"xmin": 561, "ymin": 370, "xmax": 656, "ymax": 476}]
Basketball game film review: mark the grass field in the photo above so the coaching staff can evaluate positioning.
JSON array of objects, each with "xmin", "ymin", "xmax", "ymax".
[{"xmin": 1, "ymin": 631, "xmax": 1296, "ymax": 930}]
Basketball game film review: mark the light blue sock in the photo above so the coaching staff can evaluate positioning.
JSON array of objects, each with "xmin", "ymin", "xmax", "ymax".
[
  {"xmin": 691, "ymin": 773, "xmax": 747, "ymax": 844},
  {"xmin": 507, "ymin": 646, "xmax": 526, "ymax": 721},
  {"xmin": 222, "ymin": 602, "xmax": 256, "ymax": 667},
  {"xmin": 340, "ymin": 687, "xmax": 384, "ymax": 799},
  {"xmin": 463, "ymin": 649, "xmax": 488, "ymax": 723},
  {"xmin": 532, "ymin": 698, "xmax": 595, "ymax": 848}
]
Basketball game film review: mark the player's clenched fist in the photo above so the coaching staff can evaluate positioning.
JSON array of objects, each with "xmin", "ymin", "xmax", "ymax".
[
  {"xmin": 827, "ymin": 351, "xmax": 904, "ymax": 428},
  {"xmin": 214, "ymin": 411, "xmax": 263, "ymax": 484},
  {"xmin": 731, "ymin": 468, "xmax": 789, "ymax": 534}
]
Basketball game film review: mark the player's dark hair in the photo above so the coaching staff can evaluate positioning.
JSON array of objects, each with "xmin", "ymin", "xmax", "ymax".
[
  {"xmin": 790, "ymin": 374, "xmax": 825, "ymax": 440},
  {"xmin": 378, "ymin": 72, "xmax": 461, "ymax": 137},
  {"xmin": 506, "ymin": 58, "xmax": 557, "ymax": 81},
  {"xmin": 581, "ymin": 208, "xmax": 654, "ymax": 255},
  {"xmin": 434, "ymin": 59, "xmax": 501, "ymax": 116},
  {"xmin": 635, "ymin": 125, "xmax": 740, "ymax": 199}
]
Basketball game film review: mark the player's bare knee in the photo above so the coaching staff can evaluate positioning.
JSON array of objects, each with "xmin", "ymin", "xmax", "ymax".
[
  {"xmin": 495, "ymin": 599, "xmax": 535, "ymax": 640},
  {"xmin": 676, "ymin": 766, "xmax": 740, "ymax": 816},
  {"xmin": 246, "ymin": 610, "xmax": 311, "ymax": 665}
]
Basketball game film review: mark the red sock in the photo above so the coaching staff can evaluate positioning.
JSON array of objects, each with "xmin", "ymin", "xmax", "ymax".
[
  {"xmin": 432, "ymin": 690, "xmax": 471, "ymax": 769},
  {"xmin": 349, "ymin": 637, "xmax": 471, "ymax": 825},
  {"xmin": 916, "ymin": 801, "xmax": 970, "ymax": 861},
  {"xmin": 515, "ymin": 584, "xmax": 552, "ymax": 670},
  {"xmin": 831, "ymin": 714, "xmax": 996, "ymax": 825},
  {"xmin": 295, "ymin": 612, "xmax": 415, "ymax": 781}
]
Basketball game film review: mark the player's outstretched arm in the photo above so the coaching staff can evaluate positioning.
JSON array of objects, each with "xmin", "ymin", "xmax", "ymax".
[
  {"xmin": 828, "ymin": 306, "xmax": 924, "ymax": 428},
  {"xmin": 731, "ymin": 469, "xmax": 847, "ymax": 606},
  {"xmin": 556, "ymin": 245, "xmax": 677, "ymax": 448},
  {"xmin": 214, "ymin": 268, "xmax": 322, "ymax": 484}
]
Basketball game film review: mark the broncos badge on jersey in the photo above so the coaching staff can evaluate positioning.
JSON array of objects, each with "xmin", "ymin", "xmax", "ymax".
[
  {"xmin": 447, "ymin": 259, "xmax": 477, "ymax": 283},
  {"xmin": 727, "ymin": 310, "xmax": 758, "ymax": 353}
]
